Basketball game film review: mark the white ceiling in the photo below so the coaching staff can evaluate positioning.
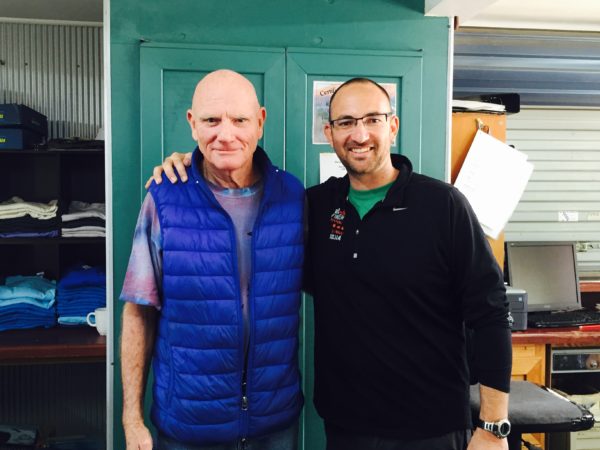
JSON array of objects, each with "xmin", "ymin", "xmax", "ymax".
[
  {"xmin": 459, "ymin": 0, "xmax": 600, "ymax": 32},
  {"xmin": 1, "ymin": 0, "xmax": 599, "ymax": 32}
]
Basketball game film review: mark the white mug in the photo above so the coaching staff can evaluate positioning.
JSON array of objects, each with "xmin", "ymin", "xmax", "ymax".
[{"xmin": 86, "ymin": 307, "xmax": 108, "ymax": 336}]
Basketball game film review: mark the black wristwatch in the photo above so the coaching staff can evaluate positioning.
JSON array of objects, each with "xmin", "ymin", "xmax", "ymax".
[{"xmin": 477, "ymin": 418, "xmax": 511, "ymax": 438}]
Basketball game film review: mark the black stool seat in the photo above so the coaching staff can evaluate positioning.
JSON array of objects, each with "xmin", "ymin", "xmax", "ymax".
[{"xmin": 470, "ymin": 381, "xmax": 595, "ymax": 450}]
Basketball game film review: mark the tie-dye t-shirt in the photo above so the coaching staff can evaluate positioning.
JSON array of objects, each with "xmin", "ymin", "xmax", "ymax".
[{"xmin": 120, "ymin": 182, "xmax": 263, "ymax": 326}]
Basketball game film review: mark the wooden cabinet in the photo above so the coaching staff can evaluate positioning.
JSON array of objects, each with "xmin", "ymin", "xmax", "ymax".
[
  {"xmin": 512, "ymin": 343, "xmax": 547, "ymax": 449},
  {"xmin": 511, "ymin": 328, "xmax": 600, "ymax": 450},
  {"xmin": 451, "ymin": 111, "xmax": 507, "ymax": 270},
  {"xmin": 512, "ymin": 343, "xmax": 546, "ymax": 383}
]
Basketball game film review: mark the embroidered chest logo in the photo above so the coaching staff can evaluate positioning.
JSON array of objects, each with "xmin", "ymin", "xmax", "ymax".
[{"xmin": 329, "ymin": 207, "xmax": 346, "ymax": 241}]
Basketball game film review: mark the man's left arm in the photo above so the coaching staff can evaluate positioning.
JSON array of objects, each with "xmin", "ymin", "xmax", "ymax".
[
  {"xmin": 449, "ymin": 189, "xmax": 512, "ymax": 449},
  {"xmin": 468, "ymin": 385, "xmax": 509, "ymax": 449},
  {"xmin": 467, "ymin": 326, "xmax": 511, "ymax": 449}
]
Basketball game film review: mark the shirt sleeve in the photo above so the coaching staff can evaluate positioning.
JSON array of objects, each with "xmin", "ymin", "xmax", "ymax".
[
  {"xmin": 119, "ymin": 193, "xmax": 163, "ymax": 310},
  {"xmin": 450, "ymin": 188, "xmax": 512, "ymax": 393}
]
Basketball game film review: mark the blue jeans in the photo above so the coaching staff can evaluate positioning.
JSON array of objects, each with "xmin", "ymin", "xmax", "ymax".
[{"xmin": 156, "ymin": 422, "xmax": 299, "ymax": 450}]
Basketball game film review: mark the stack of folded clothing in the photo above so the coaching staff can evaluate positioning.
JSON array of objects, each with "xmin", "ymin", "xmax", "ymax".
[
  {"xmin": 56, "ymin": 265, "xmax": 106, "ymax": 325},
  {"xmin": 0, "ymin": 275, "xmax": 57, "ymax": 331},
  {"xmin": 61, "ymin": 201, "xmax": 105, "ymax": 237},
  {"xmin": 0, "ymin": 196, "xmax": 60, "ymax": 238}
]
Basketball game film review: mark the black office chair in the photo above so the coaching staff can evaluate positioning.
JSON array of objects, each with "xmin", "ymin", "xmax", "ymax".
[
  {"xmin": 466, "ymin": 328, "xmax": 595, "ymax": 450},
  {"xmin": 470, "ymin": 381, "xmax": 595, "ymax": 450}
]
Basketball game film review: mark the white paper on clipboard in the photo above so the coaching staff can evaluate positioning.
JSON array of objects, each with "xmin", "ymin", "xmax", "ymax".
[{"xmin": 454, "ymin": 130, "xmax": 533, "ymax": 239}]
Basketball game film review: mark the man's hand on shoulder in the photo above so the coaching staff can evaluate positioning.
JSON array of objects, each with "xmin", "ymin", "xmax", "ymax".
[
  {"xmin": 123, "ymin": 419, "xmax": 153, "ymax": 450},
  {"xmin": 145, "ymin": 151, "xmax": 193, "ymax": 189},
  {"xmin": 467, "ymin": 428, "xmax": 509, "ymax": 450}
]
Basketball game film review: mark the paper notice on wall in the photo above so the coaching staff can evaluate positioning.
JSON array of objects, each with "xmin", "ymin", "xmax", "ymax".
[
  {"xmin": 320, "ymin": 153, "xmax": 347, "ymax": 182},
  {"xmin": 312, "ymin": 80, "xmax": 397, "ymax": 145},
  {"xmin": 454, "ymin": 130, "xmax": 534, "ymax": 239}
]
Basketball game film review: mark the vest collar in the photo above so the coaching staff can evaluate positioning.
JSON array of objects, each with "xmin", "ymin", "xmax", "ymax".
[{"xmin": 189, "ymin": 145, "xmax": 278, "ymax": 203}]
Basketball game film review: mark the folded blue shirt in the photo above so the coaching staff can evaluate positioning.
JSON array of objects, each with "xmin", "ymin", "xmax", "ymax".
[
  {"xmin": 0, "ymin": 315, "xmax": 56, "ymax": 325},
  {"xmin": 59, "ymin": 286, "xmax": 105, "ymax": 295},
  {"xmin": 0, "ymin": 297, "xmax": 55, "ymax": 309},
  {"xmin": 0, "ymin": 302, "xmax": 56, "ymax": 331},
  {"xmin": 0, "ymin": 317, "xmax": 56, "ymax": 331},
  {"xmin": 58, "ymin": 289, "xmax": 106, "ymax": 302},
  {"xmin": 58, "ymin": 265, "xmax": 106, "ymax": 290},
  {"xmin": 0, "ymin": 275, "xmax": 56, "ymax": 301},
  {"xmin": 0, "ymin": 301, "xmax": 56, "ymax": 315},
  {"xmin": 59, "ymin": 306, "xmax": 105, "ymax": 313},
  {"xmin": 0, "ymin": 230, "xmax": 59, "ymax": 238},
  {"xmin": 58, "ymin": 316, "xmax": 88, "ymax": 325}
]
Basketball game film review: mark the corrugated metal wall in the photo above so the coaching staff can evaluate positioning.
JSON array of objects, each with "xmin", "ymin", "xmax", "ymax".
[
  {"xmin": 454, "ymin": 28, "xmax": 600, "ymax": 107},
  {"xmin": 0, "ymin": 362, "xmax": 106, "ymax": 443},
  {"xmin": 0, "ymin": 22, "xmax": 103, "ymax": 140},
  {"xmin": 505, "ymin": 107, "xmax": 600, "ymax": 274}
]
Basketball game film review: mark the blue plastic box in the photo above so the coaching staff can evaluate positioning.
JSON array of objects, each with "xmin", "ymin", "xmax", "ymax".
[
  {"xmin": 0, "ymin": 103, "xmax": 48, "ymax": 136},
  {"xmin": 0, "ymin": 127, "xmax": 46, "ymax": 150}
]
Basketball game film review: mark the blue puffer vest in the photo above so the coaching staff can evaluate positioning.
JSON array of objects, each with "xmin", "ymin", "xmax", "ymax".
[{"xmin": 148, "ymin": 147, "xmax": 304, "ymax": 445}]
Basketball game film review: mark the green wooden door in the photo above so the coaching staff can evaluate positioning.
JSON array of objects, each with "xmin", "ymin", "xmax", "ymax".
[
  {"xmin": 285, "ymin": 48, "xmax": 424, "ymax": 449},
  {"xmin": 138, "ymin": 43, "xmax": 425, "ymax": 450},
  {"xmin": 139, "ymin": 43, "xmax": 286, "ymax": 195}
]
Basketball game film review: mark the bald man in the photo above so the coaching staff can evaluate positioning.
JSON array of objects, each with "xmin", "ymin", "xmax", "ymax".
[{"xmin": 120, "ymin": 70, "xmax": 305, "ymax": 450}]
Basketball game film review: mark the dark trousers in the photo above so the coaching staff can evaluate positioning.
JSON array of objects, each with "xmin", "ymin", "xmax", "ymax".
[
  {"xmin": 156, "ymin": 422, "xmax": 298, "ymax": 450},
  {"xmin": 325, "ymin": 425, "xmax": 469, "ymax": 450}
]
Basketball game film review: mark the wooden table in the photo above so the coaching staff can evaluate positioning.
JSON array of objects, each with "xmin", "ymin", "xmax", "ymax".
[
  {"xmin": 0, "ymin": 326, "xmax": 106, "ymax": 364},
  {"xmin": 513, "ymin": 327, "xmax": 600, "ymax": 347}
]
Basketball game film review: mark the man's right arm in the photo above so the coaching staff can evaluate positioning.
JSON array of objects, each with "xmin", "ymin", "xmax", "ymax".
[
  {"xmin": 121, "ymin": 302, "xmax": 157, "ymax": 450},
  {"xmin": 119, "ymin": 193, "xmax": 163, "ymax": 449}
]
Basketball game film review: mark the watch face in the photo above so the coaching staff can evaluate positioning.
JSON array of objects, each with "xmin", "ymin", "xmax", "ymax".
[
  {"xmin": 479, "ymin": 419, "xmax": 511, "ymax": 438},
  {"xmin": 498, "ymin": 421, "xmax": 511, "ymax": 437}
]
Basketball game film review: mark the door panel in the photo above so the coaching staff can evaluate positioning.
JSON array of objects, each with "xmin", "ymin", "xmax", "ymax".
[
  {"xmin": 140, "ymin": 44, "xmax": 285, "ymax": 198},
  {"xmin": 285, "ymin": 48, "xmax": 423, "ymax": 449}
]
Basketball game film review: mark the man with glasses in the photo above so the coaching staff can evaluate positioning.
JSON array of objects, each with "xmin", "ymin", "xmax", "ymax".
[
  {"xmin": 305, "ymin": 78, "xmax": 511, "ymax": 450},
  {"xmin": 150, "ymin": 77, "xmax": 512, "ymax": 450}
]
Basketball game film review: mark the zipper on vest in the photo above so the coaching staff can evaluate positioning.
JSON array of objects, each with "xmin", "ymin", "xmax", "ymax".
[
  {"xmin": 241, "ymin": 362, "xmax": 249, "ymax": 411},
  {"xmin": 193, "ymin": 174, "xmax": 253, "ymax": 440},
  {"xmin": 240, "ymin": 202, "xmax": 264, "ymax": 441},
  {"xmin": 240, "ymin": 293, "xmax": 250, "ymax": 438},
  {"xmin": 240, "ymin": 234, "xmax": 257, "ymax": 441},
  {"xmin": 239, "ymin": 192, "xmax": 267, "ymax": 441}
]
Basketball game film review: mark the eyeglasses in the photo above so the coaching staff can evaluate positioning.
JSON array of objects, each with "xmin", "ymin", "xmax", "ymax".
[{"xmin": 329, "ymin": 112, "xmax": 393, "ymax": 131}]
